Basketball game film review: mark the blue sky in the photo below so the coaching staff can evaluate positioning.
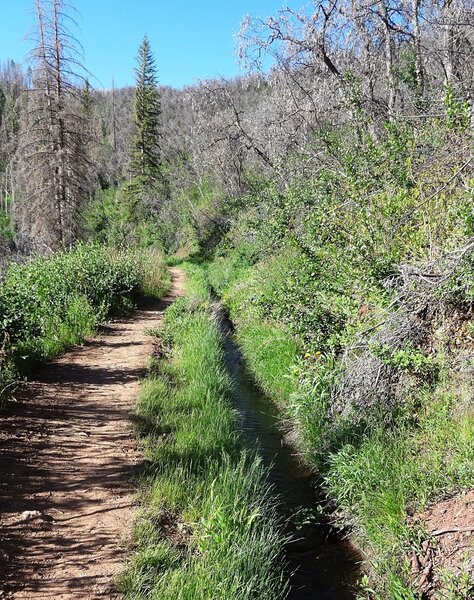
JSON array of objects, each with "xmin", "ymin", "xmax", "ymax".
[{"xmin": 0, "ymin": 0, "xmax": 303, "ymax": 89}]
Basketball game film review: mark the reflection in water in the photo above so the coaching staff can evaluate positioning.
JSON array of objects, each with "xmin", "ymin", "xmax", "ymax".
[{"xmin": 220, "ymin": 315, "xmax": 361, "ymax": 600}]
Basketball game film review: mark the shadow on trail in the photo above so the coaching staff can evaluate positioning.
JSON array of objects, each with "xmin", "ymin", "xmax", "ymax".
[{"xmin": 0, "ymin": 294, "xmax": 177, "ymax": 598}]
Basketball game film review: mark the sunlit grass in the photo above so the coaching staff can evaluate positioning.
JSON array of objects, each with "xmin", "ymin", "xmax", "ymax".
[
  {"xmin": 326, "ymin": 386, "xmax": 474, "ymax": 598},
  {"xmin": 208, "ymin": 252, "xmax": 474, "ymax": 599},
  {"xmin": 235, "ymin": 322, "xmax": 300, "ymax": 402},
  {"xmin": 122, "ymin": 266, "xmax": 288, "ymax": 599}
]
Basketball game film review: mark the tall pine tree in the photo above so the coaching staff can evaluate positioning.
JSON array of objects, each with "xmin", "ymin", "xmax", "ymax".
[{"xmin": 130, "ymin": 36, "xmax": 165, "ymax": 193}]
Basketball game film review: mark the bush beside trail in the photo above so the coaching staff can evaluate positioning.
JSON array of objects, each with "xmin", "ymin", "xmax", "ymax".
[{"xmin": 0, "ymin": 243, "xmax": 170, "ymax": 406}]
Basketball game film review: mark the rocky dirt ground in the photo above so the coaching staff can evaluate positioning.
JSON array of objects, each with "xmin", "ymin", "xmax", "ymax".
[{"xmin": 411, "ymin": 490, "xmax": 474, "ymax": 598}]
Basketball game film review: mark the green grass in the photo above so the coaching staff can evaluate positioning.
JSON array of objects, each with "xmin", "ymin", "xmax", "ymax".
[
  {"xmin": 122, "ymin": 265, "xmax": 288, "ymax": 600},
  {"xmin": 326, "ymin": 383, "xmax": 474, "ymax": 599},
  {"xmin": 159, "ymin": 100, "xmax": 474, "ymax": 600},
  {"xmin": 207, "ymin": 252, "xmax": 474, "ymax": 599},
  {"xmin": 208, "ymin": 256, "xmax": 300, "ymax": 405},
  {"xmin": 234, "ymin": 322, "xmax": 300, "ymax": 402}
]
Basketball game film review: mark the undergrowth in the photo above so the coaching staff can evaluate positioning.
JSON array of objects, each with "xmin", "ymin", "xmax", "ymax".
[
  {"xmin": 122, "ymin": 264, "xmax": 287, "ymax": 599},
  {"xmin": 0, "ymin": 243, "xmax": 170, "ymax": 407},
  {"xmin": 207, "ymin": 247, "xmax": 474, "ymax": 598},
  {"xmin": 201, "ymin": 121, "xmax": 474, "ymax": 599}
]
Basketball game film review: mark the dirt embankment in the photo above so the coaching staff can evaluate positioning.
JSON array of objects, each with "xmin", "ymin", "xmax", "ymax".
[
  {"xmin": 0, "ymin": 268, "xmax": 185, "ymax": 599},
  {"xmin": 411, "ymin": 490, "xmax": 474, "ymax": 597}
]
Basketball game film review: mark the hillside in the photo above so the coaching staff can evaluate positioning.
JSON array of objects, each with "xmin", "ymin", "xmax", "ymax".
[{"xmin": 1, "ymin": 1, "xmax": 474, "ymax": 598}]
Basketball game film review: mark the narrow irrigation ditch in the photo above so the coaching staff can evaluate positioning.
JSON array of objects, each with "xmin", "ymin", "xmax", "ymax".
[{"xmin": 219, "ymin": 312, "xmax": 361, "ymax": 599}]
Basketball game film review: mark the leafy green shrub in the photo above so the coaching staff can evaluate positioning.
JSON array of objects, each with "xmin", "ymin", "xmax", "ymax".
[
  {"xmin": 370, "ymin": 343, "xmax": 437, "ymax": 377},
  {"xmin": 84, "ymin": 186, "xmax": 165, "ymax": 249},
  {"xmin": 201, "ymin": 116, "xmax": 474, "ymax": 598},
  {"xmin": 0, "ymin": 243, "xmax": 169, "ymax": 406}
]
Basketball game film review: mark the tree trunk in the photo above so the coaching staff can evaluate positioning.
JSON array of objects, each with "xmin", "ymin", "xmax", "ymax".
[
  {"xmin": 412, "ymin": 0, "xmax": 424, "ymax": 101},
  {"xmin": 378, "ymin": 1, "xmax": 396, "ymax": 119}
]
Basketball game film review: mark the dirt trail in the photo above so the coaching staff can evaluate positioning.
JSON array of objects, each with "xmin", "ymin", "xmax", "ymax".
[{"xmin": 0, "ymin": 267, "xmax": 185, "ymax": 599}]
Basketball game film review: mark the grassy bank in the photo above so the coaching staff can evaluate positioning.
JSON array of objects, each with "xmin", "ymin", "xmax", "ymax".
[
  {"xmin": 206, "ymin": 248, "xmax": 474, "ymax": 599},
  {"xmin": 122, "ymin": 264, "xmax": 287, "ymax": 599},
  {"xmin": 191, "ymin": 117, "xmax": 474, "ymax": 598},
  {"xmin": 0, "ymin": 243, "xmax": 170, "ymax": 406}
]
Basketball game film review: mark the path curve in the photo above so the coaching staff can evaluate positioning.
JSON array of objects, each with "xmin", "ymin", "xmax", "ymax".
[{"xmin": 0, "ymin": 267, "xmax": 185, "ymax": 599}]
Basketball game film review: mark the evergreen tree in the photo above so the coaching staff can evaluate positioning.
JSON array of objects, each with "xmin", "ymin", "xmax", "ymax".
[
  {"xmin": 130, "ymin": 36, "xmax": 164, "ymax": 191},
  {"xmin": 0, "ymin": 89, "xmax": 5, "ymax": 130}
]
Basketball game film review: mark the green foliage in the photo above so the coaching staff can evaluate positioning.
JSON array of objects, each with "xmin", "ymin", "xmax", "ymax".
[
  {"xmin": 159, "ymin": 178, "xmax": 237, "ymax": 257},
  {"xmin": 395, "ymin": 47, "xmax": 423, "ymax": 105},
  {"xmin": 122, "ymin": 266, "xmax": 287, "ymax": 599},
  {"xmin": 131, "ymin": 35, "xmax": 167, "ymax": 192},
  {"xmin": 437, "ymin": 568, "xmax": 474, "ymax": 599},
  {"xmin": 286, "ymin": 355, "xmax": 343, "ymax": 463},
  {"xmin": 443, "ymin": 249, "xmax": 474, "ymax": 306},
  {"xmin": 0, "ymin": 243, "xmax": 169, "ymax": 406},
  {"xmin": 0, "ymin": 206, "xmax": 14, "ymax": 242},
  {"xmin": 444, "ymin": 83, "xmax": 471, "ymax": 131},
  {"xmin": 84, "ymin": 188, "xmax": 124, "ymax": 243},
  {"xmin": 370, "ymin": 343, "xmax": 437, "ymax": 377},
  {"xmin": 326, "ymin": 388, "xmax": 474, "ymax": 597},
  {"xmin": 202, "ymin": 117, "xmax": 474, "ymax": 598},
  {"xmin": 236, "ymin": 321, "xmax": 300, "ymax": 402},
  {"xmin": 84, "ymin": 186, "xmax": 163, "ymax": 248}
]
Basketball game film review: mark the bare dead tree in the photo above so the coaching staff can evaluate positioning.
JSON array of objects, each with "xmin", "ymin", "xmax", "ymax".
[
  {"xmin": 16, "ymin": 0, "xmax": 91, "ymax": 253},
  {"xmin": 411, "ymin": 0, "xmax": 425, "ymax": 99},
  {"xmin": 377, "ymin": 0, "xmax": 397, "ymax": 119}
]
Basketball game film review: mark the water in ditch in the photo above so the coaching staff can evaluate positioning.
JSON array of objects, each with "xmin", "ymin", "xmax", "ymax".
[{"xmin": 220, "ymin": 315, "xmax": 361, "ymax": 600}]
